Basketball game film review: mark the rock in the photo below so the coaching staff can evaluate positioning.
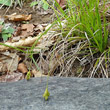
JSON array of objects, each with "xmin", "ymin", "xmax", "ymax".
[{"xmin": 0, "ymin": 77, "xmax": 110, "ymax": 110}]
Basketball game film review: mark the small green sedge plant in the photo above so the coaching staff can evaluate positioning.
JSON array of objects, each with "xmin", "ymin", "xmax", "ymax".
[
  {"xmin": 29, "ymin": 21, "xmax": 57, "ymax": 100},
  {"xmin": 0, "ymin": 18, "xmax": 56, "ymax": 101},
  {"xmin": 29, "ymin": 0, "xmax": 110, "ymax": 100},
  {"xmin": 43, "ymin": 0, "xmax": 110, "ymax": 77},
  {"xmin": 55, "ymin": 0, "xmax": 109, "ymax": 53},
  {"xmin": 53, "ymin": 0, "xmax": 110, "ymax": 77}
]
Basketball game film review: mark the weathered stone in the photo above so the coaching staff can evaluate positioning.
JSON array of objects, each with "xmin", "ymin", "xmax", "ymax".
[{"xmin": 0, "ymin": 77, "xmax": 110, "ymax": 110}]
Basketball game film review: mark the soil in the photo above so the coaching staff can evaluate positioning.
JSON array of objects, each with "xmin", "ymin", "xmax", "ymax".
[{"xmin": 0, "ymin": 2, "xmax": 53, "ymax": 24}]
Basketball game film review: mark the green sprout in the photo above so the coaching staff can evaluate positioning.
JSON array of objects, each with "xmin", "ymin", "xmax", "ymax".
[
  {"xmin": 43, "ymin": 88, "xmax": 50, "ymax": 101},
  {"xmin": 26, "ymin": 70, "xmax": 31, "ymax": 80}
]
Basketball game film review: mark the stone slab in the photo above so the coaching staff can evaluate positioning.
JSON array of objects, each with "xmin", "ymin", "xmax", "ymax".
[{"xmin": 0, "ymin": 77, "xmax": 110, "ymax": 110}]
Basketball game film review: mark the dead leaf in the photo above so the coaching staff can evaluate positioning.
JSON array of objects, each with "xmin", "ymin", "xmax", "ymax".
[
  {"xmin": 34, "ymin": 24, "xmax": 44, "ymax": 32},
  {"xmin": 0, "ymin": 62, "xmax": 7, "ymax": 75},
  {"xmin": 13, "ymin": 26, "xmax": 21, "ymax": 36},
  {"xmin": 33, "ymin": 23, "xmax": 46, "ymax": 35},
  {"xmin": 12, "ymin": 36, "xmax": 20, "ymax": 42},
  {"xmin": 0, "ymin": 22, "xmax": 58, "ymax": 51},
  {"xmin": 32, "ymin": 69, "xmax": 46, "ymax": 77},
  {"xmin": 21, "ymin": 24, "xmax": 34, "ymax": 32},
  {"xmin": 0, "ymin": 52, "xmax": 19, "ymax": 73},
  {"xmin": 0, "ymin": 36, "xmax": 40, "ymax": 51},
  {"xmin": 19, "ymin": 24, "xmax": 34, "ymax": 37},
  {"xmin": 17, "ymin": 63, "xmax": 28, "ymax": 74},
  {"xmin": 4, "ymin": 13, "xmax": 32, "ymax": 21},
  {"xmin": 0, "ymin": 72, "xmax": 24, "ymax": 82}
]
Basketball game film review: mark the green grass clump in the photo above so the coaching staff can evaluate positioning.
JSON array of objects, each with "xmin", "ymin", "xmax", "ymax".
[
  {"xmin": 57, "ymin": 0, "xmax": 109, "ymax": 53},
  {"xmin": 49, "ymin": 0, "xmax": 110, "ymax": 77}
]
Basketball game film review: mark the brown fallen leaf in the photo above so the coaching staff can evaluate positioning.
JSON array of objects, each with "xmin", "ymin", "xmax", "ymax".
[
  {"xmin": 33, "ymin": 23, "xmax": 46, "ymax": 35},
  {"xmin": 20, "ymin": 24, "xmax": 34, "ymax": 37},
  {"xmin": 4, "ymin": 13, "xmax": 32, "ymax": 21},
  {"xmin": 13, "ymin": 26, "xmax": 21, "ymax": 36},
  {"xmin": 0, "ymin": 52, "xmax": 19, "ymax": 73},
  {"xmin": 34, "ymin": 24, "xmax": 44, "ymax": 32},
  {"xmin": 17, "ymin": 63, "xmax": 28, "ymax": 74},
  {"xmin": 21, "ymin": 24, "xmax": 34, "ymax": 31},
  {"xmin": 32, "ymin": 69, "xmax": 46, "ymax": 77},
  {"xmin": 0, "ymin": 22, "xmax": 58, "ymax": 51},
  {"xmin": 0, "ymin": 32, "xmax": 51, "ymax": 51},
  {"xmin": 0, "ymin": 62, "xmax": 8, "ymax": 75},
  {"xmin": 0, "ymin": 72, "xmax": 24, "ymax": 82},
  {"xmin": 0, "ymin": 36, "xmax": 40, "ymax": 51}
]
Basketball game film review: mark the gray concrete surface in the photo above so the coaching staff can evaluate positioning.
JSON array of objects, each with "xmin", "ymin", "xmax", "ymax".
[{"xmin": 0, "ymin": 77, "xmax": 110, "ymax": 110}]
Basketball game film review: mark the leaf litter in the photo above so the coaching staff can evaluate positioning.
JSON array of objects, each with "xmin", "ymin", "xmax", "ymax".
[{"xmin": 0, "ymin": 2, "xmax": 58, "ymax": 82}]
